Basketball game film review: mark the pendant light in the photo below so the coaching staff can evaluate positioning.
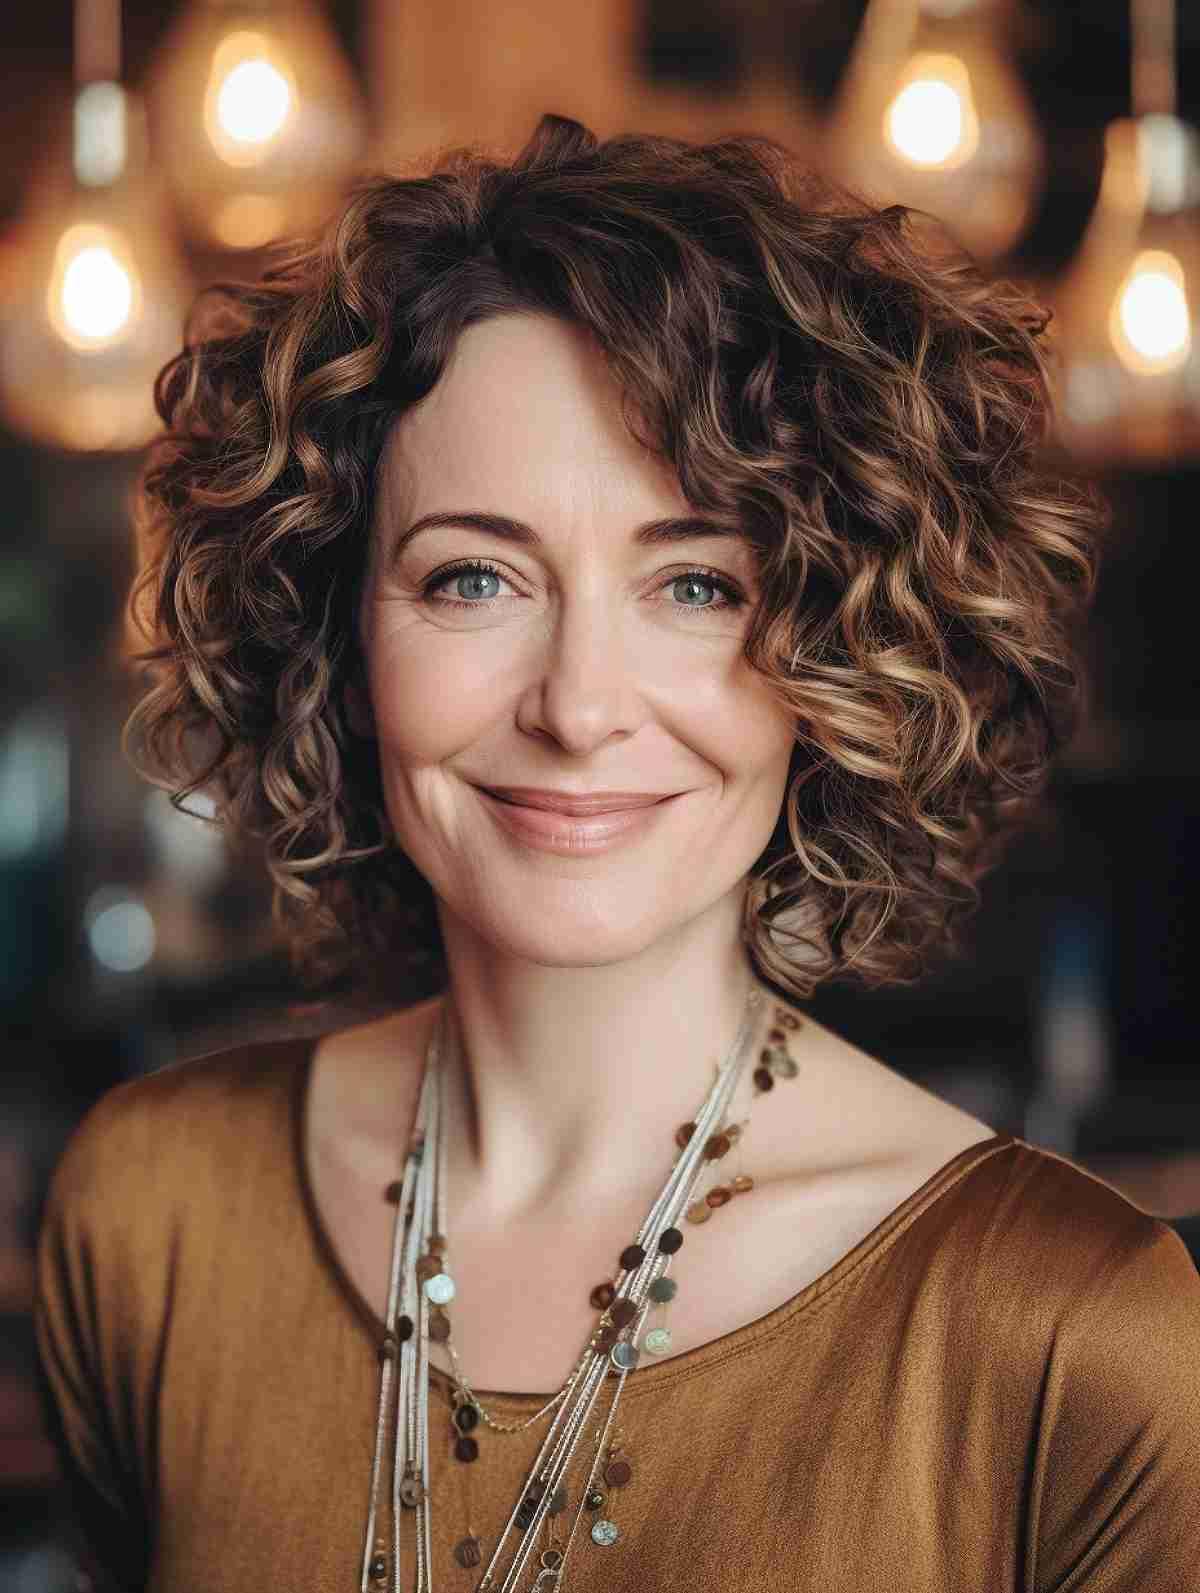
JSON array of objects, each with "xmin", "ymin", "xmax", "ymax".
[
  {"xmin": 0, "ymin": 1, "xmax": 191, "ymax": 452},
  {"xmin": 1050, "ymin": 0, "xmax": 1200, "ymax": 464},
  {"xmin": 821, "ymin": 0, "xmax": 1043, "ymax": 264},
  {"xmin": 142, "ymin": 0, "xmax": 369, "ymax": 253}
]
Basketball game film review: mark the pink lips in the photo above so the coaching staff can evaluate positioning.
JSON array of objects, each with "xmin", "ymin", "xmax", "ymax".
[
  {"xmin": 479, "ymin": 786, "xmax": 673, "ymax": 814},
  {"xmin": 476, "ymin": 784, "xmax": 680, "ymax": 853}
]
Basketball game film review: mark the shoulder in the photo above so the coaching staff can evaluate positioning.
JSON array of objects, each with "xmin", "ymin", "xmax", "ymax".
[{"xmin": 41, "ymin": 1031, "xmax": 318, "ymax": 1223}]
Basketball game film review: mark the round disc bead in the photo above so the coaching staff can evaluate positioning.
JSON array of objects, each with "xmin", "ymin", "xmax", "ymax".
[
  {"xmin": 675, "ymin": 1121, "xmax": 696, "ymax": 1149},
  {"xmin": 705, "ymin": 1185, "xmax": 732, "ymax": 1208},
  {"xmin": 454, "ymin": 1537, "xmax": 482, "ymax": 1569},
  {"xmin": 454, "ymin": 1436, "xmax": 479, "ymax": 1463},
  {"xmin": 658, "ymin": 1226, "xmax": 684, "ymax": 1254},
  {"xmin": 586, "ymin": 1490, "xmax": 605, "ymax": 1511},
  {"xmin": 609, "ymin": 1296, "xmax": 637, "ymax": 1328},
  {"xmin": 685, "ymin": 1199, "xmax": 712, "ymax": 1224},
  {"xmin": 453, "ymin": 1402, "xmax": 479, "ymax": 1433},
  {"xmin": 428, "ymin": 1309, "xmax": 450, "ymax": 1342},
  {"xmin": 590, "ymin": 1282, "xmax": 616, "ymax": 1310},
  {"xmin": 396, "ymin": 1314, "xmax": 414, "ymax": 1341},
  {"xmin": 610, "ymin": 1341, "xmax": 640, "ymax": 1371},
  {"xmin": 753, "ymin": 1066, "xmax": 775, "ymax": 1091},
  {"xmin": 370, "ymin": 1553, "xmax": 387, "ymax": 1580},
  {"xmin": 648, "ymin": 1275, "xmax": 677, "ymax": 1303},
  {"xmin": 619, "ymin": 1243, "xmax": 646, "ymax": 1271},
  {"xmin": 424, "ymin": 1272, "xmax": 456, "ymax": 1305},
  {"xmin": 644, "ymin": 1326, "xmax": 673, "ymax": 1355},
  {"xmin": 591, "ymin": 1519, "xmax": 620, "ymax": 1547},
  {"xmin": 604, "ymin": 1458, "xmax": 633, "ymax": 1486}
]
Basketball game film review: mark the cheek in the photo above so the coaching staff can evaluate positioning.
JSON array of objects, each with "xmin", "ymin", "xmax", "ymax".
[{"xmin": 367, "ymin": 630, "xmax": 495, "ymax": 762}]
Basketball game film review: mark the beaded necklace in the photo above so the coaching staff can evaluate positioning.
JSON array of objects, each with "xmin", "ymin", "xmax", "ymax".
[{"xmin": 359, "ymin": 977, "xmax": 803, "ymax": 1592}]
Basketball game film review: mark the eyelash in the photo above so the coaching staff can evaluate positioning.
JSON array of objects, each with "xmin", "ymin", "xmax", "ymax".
[{"xmin": 422, "ymin": 559, "xmax": 746, "ymax": 620}]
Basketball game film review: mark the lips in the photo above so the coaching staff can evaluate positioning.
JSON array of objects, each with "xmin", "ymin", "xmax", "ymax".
[{"xmin": 478, "ymin": 786, "xmax": 672, "ymax": 815}]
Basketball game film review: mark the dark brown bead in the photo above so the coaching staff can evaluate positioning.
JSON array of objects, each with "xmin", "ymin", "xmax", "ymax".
[
  {"xmin": 453, "ymin": 1537, "xmax": 482, "ymax": 1568},
  {"xmin": 604, "ymin": 1458, "xmax": 632, "ymax": 1487},
  {"xmin": 548, "ymin": 1485, "xmax": 568, "ymax": 1515},
  {"xmin": 515, "ymin": 1503, "xmax": 535, "ymax": 1530},
  {"xmin": 753, "ymin": 1066, "xmax": 775, "ymax": 1091},
  {"xmin": 396, "ymin": 1314, "xmax": 414, "ymax": 1342},
  {"xmin": 609, "ymin": 1297, "xmax": 637, "ymax": 1328},
  {"xmin": 399, "ymin": 1475, "xmax": 424, "ymax": 1508},
  {"xmin": 619, "ymin": 1243, "xmax": 646, "ymax": 1271},
  {"xmin": 586, "ymin": 1490, "xmax": 606, "ymax": 1511},
  {"xmin": 526, "ymin": 1480, "xmax": 547, "ymax": 1502},
  {"xmin": 428, "ymin": 1309, "xmax": 450, "ymax": 1342},
  {"xmin": 428, "ymin": 1232, "xmax": 447, "ymax": 1254},
  {"xmin": 658, "ymin": 1226, "xmax": 683, "ymax": 1254},
  {"xmin": 674, "ymin": 1120, "xmax": 696, "ymax": 1149},
  {"xmin": 541, "ymin": 1548, "xmax": 564, "ymax": 1569},
  {"xmin": 379, "ymin": 1334, "xmax": 399, "ymax": 1361},
  {"xmin": 703, "ymin": 1132, "xmax": 731, "ymax": 1160},
  {"xmin": 775, "ymin": 1009, "xmax": 801, "ymax": 1029},
  {"xmin": 705, "ymin": 1185, "xmax": 732, "ymax": 1208},
  {"xmin": 768, "ymin": 1027, "xmax": 787, "ymax": 1044},
  {"xmin": 369, "ymin": 1553, "xmax": 387, "ymax": 1580},
  {"xmin": 383, "ymin": 1180, "xmax": 403, "ymax": 1204},
  {"xmin": 454, "ymin": 1435, "xmax": 479, "ymax": 1463},
  {"xmin": 453, "ymin": 1401, "xmax": 479, "ymax": 1433},
  {"xmin": 590, "ymin": 1282, "xmax": 616, "ymax": 1311}
]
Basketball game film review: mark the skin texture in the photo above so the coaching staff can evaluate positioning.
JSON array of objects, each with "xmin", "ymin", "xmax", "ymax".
[{"xmin": 323, "ymin": 311, "xmax": 995, "ymax": 1392}]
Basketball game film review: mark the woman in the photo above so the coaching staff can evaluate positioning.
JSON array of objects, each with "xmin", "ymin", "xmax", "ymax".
[{"xmin": 35, "ymin": 114, "xmax": 1200, "ymax": 1592}]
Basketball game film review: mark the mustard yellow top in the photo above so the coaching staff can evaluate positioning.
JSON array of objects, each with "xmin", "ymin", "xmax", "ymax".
[{"xmin": 34, "ymin": 1035, "xmax": 1200, "ymax": 1592}]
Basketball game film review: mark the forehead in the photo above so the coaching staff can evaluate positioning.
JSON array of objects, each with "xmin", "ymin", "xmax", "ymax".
[{"xmin": 375, "ymin": 312, "xmax": 691, "ymax": 528}]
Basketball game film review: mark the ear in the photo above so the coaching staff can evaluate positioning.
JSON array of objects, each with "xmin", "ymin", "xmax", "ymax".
[{"xmin": 343, "ymin": 679, "xmax": 376, "ymax": 739}]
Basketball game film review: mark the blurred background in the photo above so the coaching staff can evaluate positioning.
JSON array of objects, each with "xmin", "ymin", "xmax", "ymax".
[{"xmin": 2, "ymin": 0, "xmax": 1198, "ymax": 1584}]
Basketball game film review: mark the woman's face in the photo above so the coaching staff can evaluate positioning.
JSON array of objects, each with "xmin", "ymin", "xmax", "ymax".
[{"xmin": 354, "ymin": 311, "xmax": 796, "ymax": 965}]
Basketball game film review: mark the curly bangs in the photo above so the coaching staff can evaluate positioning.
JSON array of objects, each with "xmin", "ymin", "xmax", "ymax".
[{"xmin": 123, "ymin": 111, "xmax": 1102, "ymax": 1007}]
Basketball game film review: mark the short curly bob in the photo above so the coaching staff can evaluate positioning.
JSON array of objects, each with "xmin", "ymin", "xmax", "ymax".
[{"xmin": 123, "ymin": 111, "xmax": 1102, "ymax": 1009}]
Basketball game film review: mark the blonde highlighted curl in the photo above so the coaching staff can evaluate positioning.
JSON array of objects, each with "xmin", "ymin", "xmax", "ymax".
[{"xmin": 123, "ymin": 112, "xmax": 1103, "ymax": 1008}]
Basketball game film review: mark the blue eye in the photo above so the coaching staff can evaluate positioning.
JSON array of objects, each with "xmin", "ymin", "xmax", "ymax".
[{"xmin": 422, "ymin": 560, "xmax": 746, "ymax": 619}]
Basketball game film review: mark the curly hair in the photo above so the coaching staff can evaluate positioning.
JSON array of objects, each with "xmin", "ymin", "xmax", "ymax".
[{"xmin": 123, "ymin": 111, "xmax": 1102, "ymax": 1009}]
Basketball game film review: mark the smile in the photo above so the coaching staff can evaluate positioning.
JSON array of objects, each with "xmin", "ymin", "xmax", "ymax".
[{"xmin": 475, "ymin": 786, "xmax": 680, "ymax": 854}]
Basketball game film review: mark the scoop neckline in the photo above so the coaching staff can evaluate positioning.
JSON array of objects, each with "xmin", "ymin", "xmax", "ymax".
[{"xmin": 289, "ymin": 1031, "xmax": 1016, "ymax": 1406}]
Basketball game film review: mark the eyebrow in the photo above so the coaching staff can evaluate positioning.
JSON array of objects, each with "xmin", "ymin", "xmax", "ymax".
[{"xmin": 387, "ymin": 510, "xmax": 750, "ymax": 564}]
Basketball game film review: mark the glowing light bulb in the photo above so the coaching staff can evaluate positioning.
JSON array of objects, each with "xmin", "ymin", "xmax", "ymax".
[
  {"xmin": 1110, "ymin": 249, "xmax": 1191, "ymax": 372},
  {"xmin": 215, "ymin": 56, "xmax": 292, "ymax": 147},
  {"xmin": 884, "ymin": 54, "xmax": 978, "ymax": 171},
  {"xmin": 47, "ymin": 224, "xmax": 141, "ymax": 351},
  {"xmin": 204, "ymin": 32, "xmax": 298, "ymax": 168}
]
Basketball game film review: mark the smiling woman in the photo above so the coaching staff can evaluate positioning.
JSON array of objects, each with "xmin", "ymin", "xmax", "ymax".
[{"xmin": 32, "ymin": 112, "xmax": 1200, "ymax": 1593}]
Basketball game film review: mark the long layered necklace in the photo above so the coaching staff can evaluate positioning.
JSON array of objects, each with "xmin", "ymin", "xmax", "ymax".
[{"xmin": 359, "ymin": 976, "xmax": 800, "ymax": 1593}]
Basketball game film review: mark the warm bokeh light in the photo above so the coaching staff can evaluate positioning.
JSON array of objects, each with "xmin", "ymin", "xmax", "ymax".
[
  {"xmin": 884, "ymin": 56, "xmax": 978, "ymax": 169},
  {"xmin": 1111, "ymin": 249, "xmax": 1192, "ymax": 371},
  {"xmin": 209, "ymin": 191, "xmax": 289, "ymax": 251},
  {"xmin": 203, "ymin": 32, "xmax": 297, "ymax": 168},
  {"xmin": 47, "ymin": 224, "xmax": 141, "ymax": 351}
]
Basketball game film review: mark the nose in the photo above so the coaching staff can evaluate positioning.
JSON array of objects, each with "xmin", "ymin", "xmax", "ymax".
[{"xmin": 515, "ymin": 584, "xmax": 654, "ymax": 756}]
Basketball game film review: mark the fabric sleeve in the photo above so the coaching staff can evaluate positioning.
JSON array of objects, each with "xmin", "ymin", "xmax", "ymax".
[
  {"xmin": 33, "ymin": 1089, "xmax": 152, "ymax": 1593},
  {"xmin": 1031, "ymin": 1215, "xmax": 1200, "ymax": 1592}
]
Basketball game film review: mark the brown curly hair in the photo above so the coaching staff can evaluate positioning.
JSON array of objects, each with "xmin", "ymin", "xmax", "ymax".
[{"xmin": 123, "ymin": 111, "xmax": 1102, "ymax": 1010}]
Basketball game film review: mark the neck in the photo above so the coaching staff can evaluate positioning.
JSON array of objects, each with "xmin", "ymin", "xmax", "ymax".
[{"xmin": 432, "ymin": 884, "xmax": 770, "ymax": 1229}]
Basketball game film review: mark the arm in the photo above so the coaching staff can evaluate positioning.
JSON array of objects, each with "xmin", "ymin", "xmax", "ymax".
[
  {"xmin": 33, "ymin": 1094, "xmax": 152, "ymax": 1593},
  {"xmin": 1030, "ymin": 1217, "xmax": 1200, "ymax": 1592}
]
